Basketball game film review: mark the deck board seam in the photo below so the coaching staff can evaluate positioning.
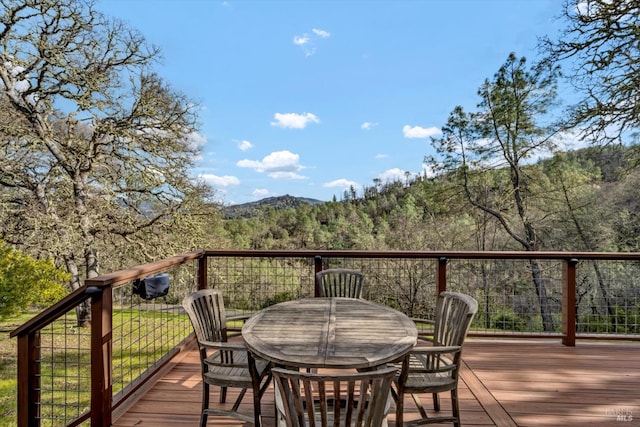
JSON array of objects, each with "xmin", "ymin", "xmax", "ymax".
[{"xmin": 460, "ymin": 359, "xmax": 518, "ymax": 427}]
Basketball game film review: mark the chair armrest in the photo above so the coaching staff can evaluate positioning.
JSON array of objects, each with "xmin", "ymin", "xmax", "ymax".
[
  {"xmin": 227, "ymin": 313, "xmax": 253, "ymax": 336},
  {"xmin": 399, "ymin": 345, "xmax": 461, "ymax": 377},
  {"xmin": 227, "ymin": 313, "xmax": 252, "ymax": 322},
  {"xmin": 411, "ymin": 317, "xmax": 434, "ymax": 326},
  {"xmin": 200, "ymin": 339, "xmax": 247, "ymax": 352},
  {"xmin": 411, "ymin": 317, "xmax": 435, "ymax": 341},
  {"xmin": 410, "ymin": 345, "xmax": 461, "ymax": 355}
]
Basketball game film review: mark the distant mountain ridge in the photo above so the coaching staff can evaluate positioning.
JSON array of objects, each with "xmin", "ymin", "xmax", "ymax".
[{"xmin": 222, "ymin": 195, "xmax": 325, "ymax": 219}]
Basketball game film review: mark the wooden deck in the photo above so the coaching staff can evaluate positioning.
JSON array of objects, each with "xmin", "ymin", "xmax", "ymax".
[{"xmin": 113, "ymin": 338, "xmax": 640, "ymax": 426}]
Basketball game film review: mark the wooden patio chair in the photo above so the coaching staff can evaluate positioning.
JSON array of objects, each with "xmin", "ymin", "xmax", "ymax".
[
  {"xmin": 391, "ymin": 291, "xmax": 478, "ymax": 427},
  {"xmin": 182, "ymin": 289, "xmax": 272, "ymax": 426},
  {"xmin": 315, "ymin": 268, "xmax": 365, "ymax": 298},
  {"xmin": 272, "ymin": 366, "xmax": 397, "ymax": 427}
]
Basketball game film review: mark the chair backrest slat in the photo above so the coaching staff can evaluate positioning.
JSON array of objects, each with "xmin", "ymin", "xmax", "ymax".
[
  {"xmin": 182, "ymin": 289, "xmax": 229, "ymax": 348},
  {"xmin": 273, "ymin": 367, "xmax": 395, "ymax": 427},
  {"xmin": 433, "ymin": 291, "xmax": 478, "ymax": 348},
  {"xmin": 316, "ymin": 269, "xmax": 365, "ymax": 299}
]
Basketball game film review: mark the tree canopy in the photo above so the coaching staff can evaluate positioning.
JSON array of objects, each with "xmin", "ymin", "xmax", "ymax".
[
  {"xmin": 0, "ymin": 0, "xmax": 219, "ymax": 315},
  {"xmin": 542, "ymin": 0, "xmax": 640, "ymax": 142}
]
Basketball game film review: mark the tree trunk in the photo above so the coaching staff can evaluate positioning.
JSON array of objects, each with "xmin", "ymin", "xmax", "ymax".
[
  {"xmin": 64, "ymin": 253, "xmax": 91, "ymax": 327},
  {"xmin": 530, "ymin": 260, "xmax": 555, "ymax": 332}
]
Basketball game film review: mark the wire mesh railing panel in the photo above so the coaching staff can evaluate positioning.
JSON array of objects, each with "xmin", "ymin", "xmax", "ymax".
[
  {"xmin": 37, "ymin": 310, "xmax": 92, "ymax": 426},
  {"xmin": 111, "ymin": 261, "xmax": 197, "ymax": 399},
  {"xmin": 15, "ymin": 251, "xmax": 640, "ymax": 426},
  {"xmin": 206, "ymin": 255, "xmax": 439, "ymax": 318},
  {"xmin": 318, "ymin": 257, "xmax": 438, "ymax": 318},
  {"xmin": 446, "ymin": 259, "xmax": 564, "ymax": 334},
  {"xmin": 207, "ymin": 256, "xmax": 317, "ymax": 314},
  {"xmin": 576, "ymin": 260, "xmax": 640, "ymax": 335}
]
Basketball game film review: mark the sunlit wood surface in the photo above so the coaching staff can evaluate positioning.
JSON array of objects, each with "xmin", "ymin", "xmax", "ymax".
[
  {"xmin": 113, "ymin": 338, "xmax": 640, "ymax": 426},
  {"xmin": 242, "ymin": 297, "xmax": 417, "ymax": 369}
]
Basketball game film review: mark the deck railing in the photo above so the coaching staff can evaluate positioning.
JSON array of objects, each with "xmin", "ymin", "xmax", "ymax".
[{"xmin": 10, "ymin": 250, "xmax": 640, "ymax": 426}]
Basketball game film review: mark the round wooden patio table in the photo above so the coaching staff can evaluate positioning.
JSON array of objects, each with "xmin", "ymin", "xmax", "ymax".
[{"xmin": 242, "ymin": 297, "xmax": 418, "ymax": 370}]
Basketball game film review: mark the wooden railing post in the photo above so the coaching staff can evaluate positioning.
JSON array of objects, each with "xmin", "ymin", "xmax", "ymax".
[
  {"xmin": 314, "ymin": 256, "xmax": 323, "ymax": 297},
  {"xmin": 16, "ymin": 331, "xmax": 40, "ymax": 426},
  {"xmin": 437, "ymin": 257, "xmax": 447, "ymax": 297},
  {"xmin": 198, "ymin": 254, "xmax": 208, "ymax": 290},
  {"xmin": 562, "ymin": 258, "xmax": 578, "ymax": 346},
  {"xmin": 90, "ymin": 285, "xmax": 112, "ymax": 426}
]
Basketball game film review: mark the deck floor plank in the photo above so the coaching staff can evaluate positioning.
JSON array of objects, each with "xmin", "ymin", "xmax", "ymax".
[{"xmin": 113, "ymin": 338, "xmax": 640, "ymax": 426}]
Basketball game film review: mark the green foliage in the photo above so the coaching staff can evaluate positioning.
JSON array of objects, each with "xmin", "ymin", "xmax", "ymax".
[
  {"xmin": 542, "ymin": 0, "xmax": 640, "ymax": 141},
  {"xmin": 492, "ymin": 310, "xmax": 526, "ymax": 332},
  {"xmin": 260, "ymin": 292, "xmax": 298, "ymax": 309},
  {"xmin": 0, "ymin": 241, "xmax": 68, "ymax": 319}
]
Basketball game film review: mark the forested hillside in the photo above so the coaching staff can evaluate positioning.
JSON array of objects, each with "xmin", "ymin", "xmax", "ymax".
[
  {"xmin": 2, "ymin": 0, "xmax": 640, "ymax": 302},
  {"xmin": 222, "ymin": 145, "xmax": 640, "ymax": 253}
]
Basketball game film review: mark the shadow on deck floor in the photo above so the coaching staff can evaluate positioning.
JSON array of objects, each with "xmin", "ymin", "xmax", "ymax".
[{"xmin": 113, "ymin": 338, "xmax": 640, "ymax": 426}]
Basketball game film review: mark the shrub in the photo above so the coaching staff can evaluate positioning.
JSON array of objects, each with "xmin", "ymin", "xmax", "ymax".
[
  {"xmin": 0, "ymin": 241, "xmax": 69, "ymax": 319},
  {"xmin": 492, "ymin": 310, "xmax": 525, "ymax": 331}
]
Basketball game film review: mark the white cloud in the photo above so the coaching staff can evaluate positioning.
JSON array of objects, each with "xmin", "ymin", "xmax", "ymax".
[
  {"xmin": 421, "ymin": 163, "xmax": 437, "ymax": 178},
  {"xmin": 378, "ymin": 168, "xmax": 411, "ymax": 182},
  {"xmin": 198, "ymin": 174, "xmax": 240, "ymax": 187},
  {"xmin": 293, "ymin": 34, "xmax": 311, "ymax": 46},
  {"xmin": 253, "ymin": 188, "xmax": 270, "ymax": 198},
  {"xmin": 361, "ymin": 121, "xmax": 379, "ymax": 130},
  {"xmin": 187, "ymin": 131, "xmax": 207, "ymax": 148},
  {"xmin": 238, "ymin": 139, "xmax": 253, "ymax": 151},
  {"xmin": 268, "ymin": 171, "xmax": 307, "ymax": 180},
  {"xmin": 271, "ymin": 112, "xmax": 320, "ymax": 129},
  {"xmin": 312, "ymin": 28, "xmax": 331, "ymax": 38},
  {"xmin": 237, "ymin": 150, "xmax": 306, "ymax": 178},
  {"xmin": 402, "ymin": 125, "xmax": 442, "ymax": 139},
  {"xmin": 375, "ymin": 153, "xmax": 388, "ymax": 159},
  {"xmin": 323, "ymin": 178, "xmax": 359, "ymax": 189},
  {"xmin": 294, "ymin": 28, "xmax": 330, "ymax": 56}
]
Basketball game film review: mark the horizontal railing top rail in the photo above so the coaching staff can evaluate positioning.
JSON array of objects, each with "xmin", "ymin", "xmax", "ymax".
[
  {"xmin": 202, "ymin": 249, "xmax": 640, "ymax": 260},
  {"xmin": 85, "ymin": 250, "xmax": 204, "ymax": 288},
  {"xmin": 10, "ymin": 250, "xmax": 204, "ymax": 339},
  {"xmin": 9, "ymin": 286, "xmax": 90, "ymax": 338}
]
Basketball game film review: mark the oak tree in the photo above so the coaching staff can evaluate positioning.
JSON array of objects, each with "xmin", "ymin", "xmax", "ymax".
[{"xmin": 0, "ymin": 0, "xmax": 213, "ymax": 323}]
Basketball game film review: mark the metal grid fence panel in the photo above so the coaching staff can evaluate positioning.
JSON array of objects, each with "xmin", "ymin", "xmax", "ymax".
[
  {"xmin": 37, "ymin": 312, "xmax": 92, "ymax": 426},
  {"xmin": 19, "ymin": 251, "xmax": 640, "ymax": 426},
  {"xmin": 207, "ymin": 256, "xmax": 317, "ymax": 314},
  {"xmin": 576, "ymin": 259, "xmax": 640, "ymax": 335},
  {"xmin": 446, "ymin": 258, "xmax": 564, "ymax": 334},
  {"xmin": 111, "ymin": 261, "xmax": 197, "ymax": 399}
]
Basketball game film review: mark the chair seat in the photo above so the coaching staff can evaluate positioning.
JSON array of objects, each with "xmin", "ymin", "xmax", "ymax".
[
  {"xmin": 392, "ymin": 353, "xmax": 456, "ymax": 392},
  {"xmin": 404, "ymin": 371, "xmax": 456, "ymax": 391},
  {"xmin": 204, "ymin": 351, "xmax": 270, "ymax": 387}
]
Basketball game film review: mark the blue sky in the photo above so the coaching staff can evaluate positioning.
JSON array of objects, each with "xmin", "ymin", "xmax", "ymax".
[{"xmin": 96, "ymin": 0, "xmax": 563, "ymax": 205}]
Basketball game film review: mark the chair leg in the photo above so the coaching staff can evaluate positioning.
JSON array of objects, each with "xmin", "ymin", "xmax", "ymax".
[
  {"xmin": 432, "ymin": 392, "xmax": 440, "ymax": 411},
  {"xmin": 253, "ymin": 389, "xmax": 262, "ymax": 427},
  {"xmin": 396, "ymin": 396, "xmax": 404, "ymax": 426},
  {"xmin": 451, "ymin": 389, "xmax": 460, "ymax": 427},
  {"xmin": 220, "ymin": 386, "xmax": 227, "ymax": 403},
  {"xmin": 412, "ymin": 393, "xmax": 429, "ymax": 420},
  {"xmin": 201, "ymin": 382, "xmax": 209, "ymax": 427}
]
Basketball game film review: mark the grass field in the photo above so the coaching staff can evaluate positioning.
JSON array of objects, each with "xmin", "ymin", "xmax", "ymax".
[
  {"xmin": 0, "ymin": 307, "xmax": 192, "ymax": 427},
  {"xmin": 1, "ymin": 312, "xmax": 34, "ymax": 427}
]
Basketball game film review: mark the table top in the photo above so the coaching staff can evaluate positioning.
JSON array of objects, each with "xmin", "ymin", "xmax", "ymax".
[{"xmin": 242, "ymin": 297, "xmax": 418, "ymax": 370}]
